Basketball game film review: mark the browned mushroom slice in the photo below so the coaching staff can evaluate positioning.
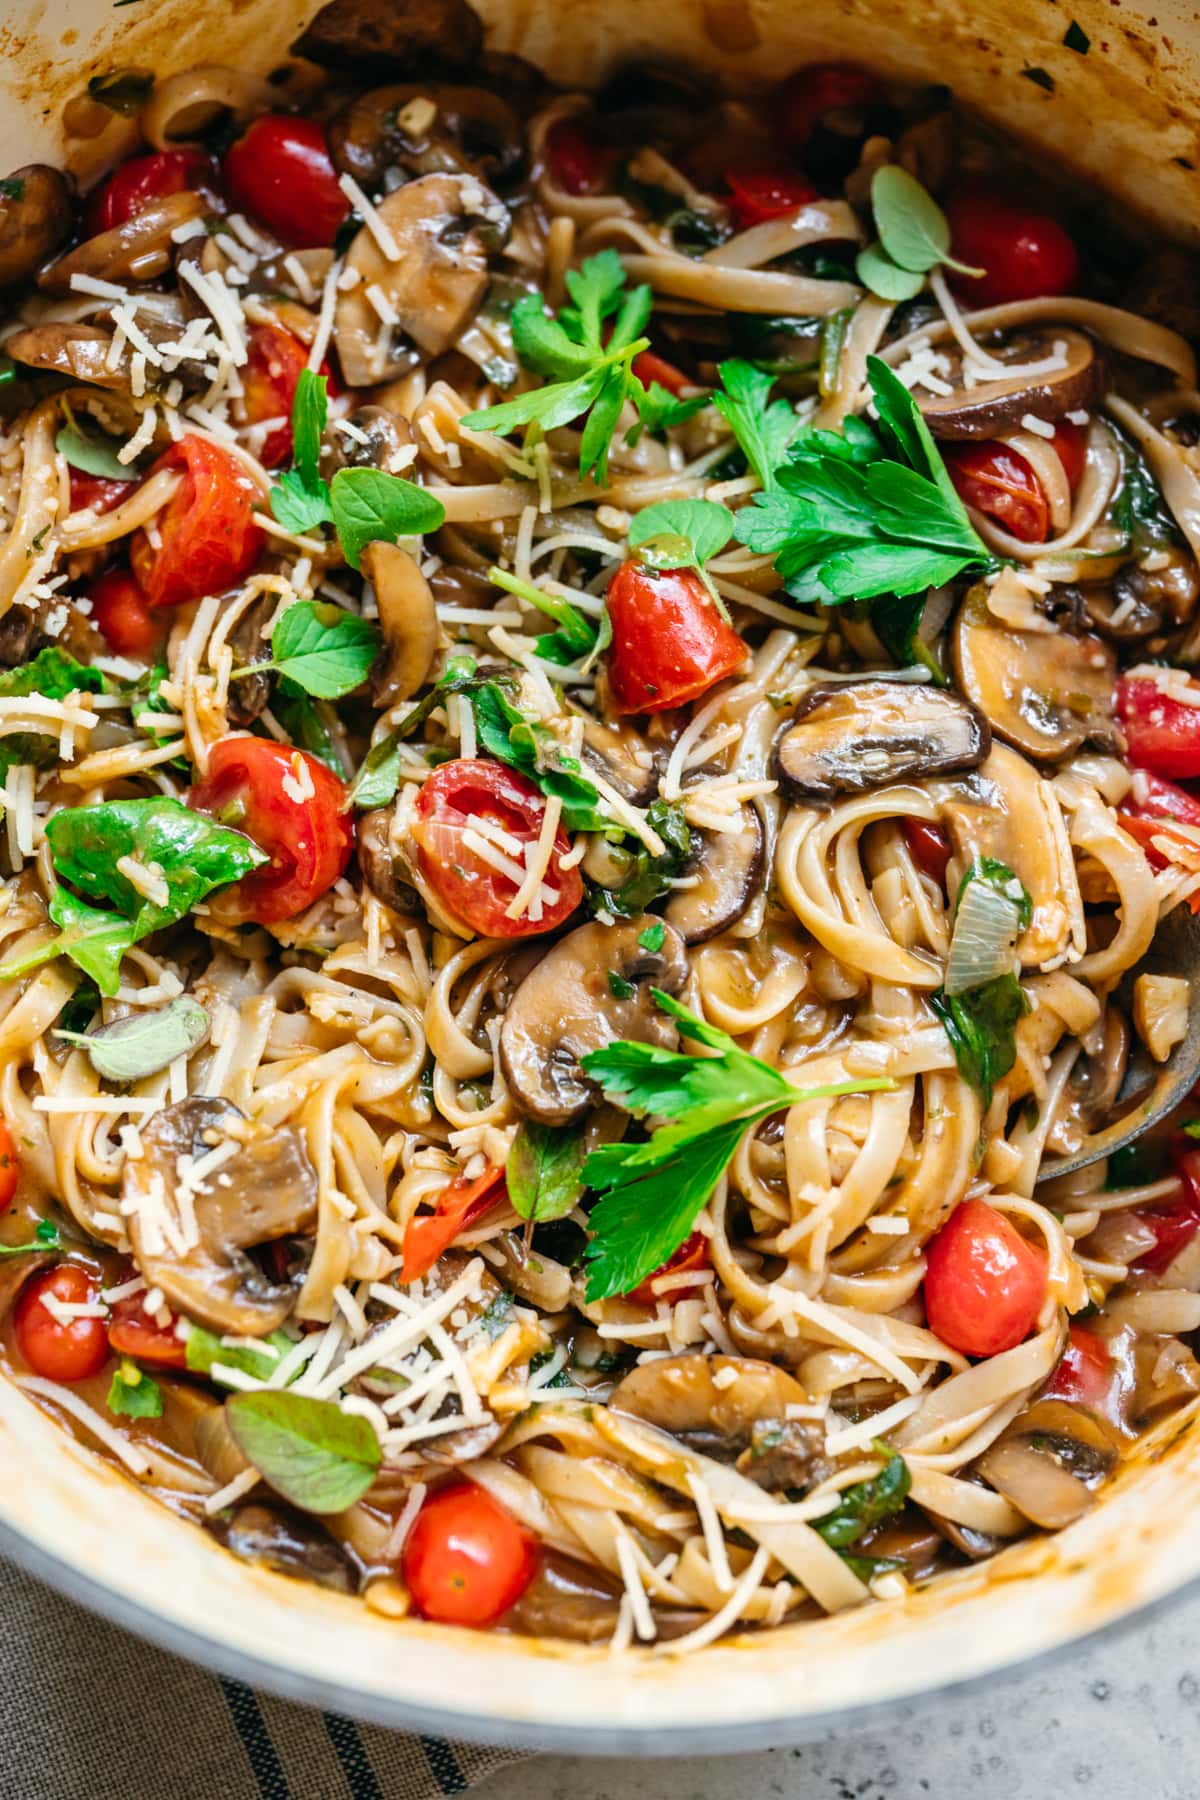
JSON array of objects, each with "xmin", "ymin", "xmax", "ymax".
[
  {"xmin": 0, "ymin": 166, "xmax": 74, "ymax": 288},
  {"xmin": 123, "ymin": 1096, "xmax": 318, "ymax": 1337},
  {"xmin": 334, "ymin": 174, "xmax": 497, "ymax": 384},
  {"xmin": 361, "ymin": 542, "xmax": 437, "ymax": 707},
  {"xmin": 774, "ymin": 680, "xmax": 989, "ymax": 800},
  {"xmin": 210, "ymin": 1501, "xmax": 358, "ymax": 1593},
  {"xmin": 330, "ymin": 84, "xmax": 525, "ymax": 189},
  {"xmin": 500, "ymin": 916, "xmax": 687, "ymax": 1125},
  {"xmin": 226, "ymin": 589, "xmax": 277, "ymax": 727},
  {"xmin": 916, "ymin": 329, "xmax": 1103, "ymax": 440},
  {"xmin": 358, "ymin": 805, "xmax": 423, "ymax": 916},
  {"xmin": 38, "ymin": 190, "xmax": 207, "ymax": 294},
  {"xmin": 327, "ymin": 404, "xmax": 414, "ymax": 475},
  {"xmin": 5, "ymin": 323, "xmax": 132, "ymax": 391},
  {"xmin": 664, "ymin": 804, "xmax": 765, "ymax": 944},
  {"xmin": 293, "ymin": 0, "xmax": 484, "ymax": 74},
  {"xmin": 951, "ymin": 582, "xmax": 1118, "ymax": 764},
  {"xmin": 502, "ymin": 1551, "xmax": 625, "ymax": 1643},
  {"xmin": 975, "ymin": 1397, "xmax": 1119, "ymax": 1529},
  {"xmin": 1080, "ymin": 547, "xmax": 1200, "ymax": 644},
  {"xmin": 573, "ymin": 707, "xmax": 658, "ymax": 806}
]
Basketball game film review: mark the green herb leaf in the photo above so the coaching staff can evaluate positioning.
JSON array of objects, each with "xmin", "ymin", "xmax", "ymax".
[
  {"xmin": 0, "ymin": 1228, "xmax": 60, "ymax": 1258},
  {"xmin": 290, "ymin": 368, "xmax": 327, "ymax": 488},
  {"xmin": 271, "ymin": 684, "xmax": 343, "ymax": 772},
  {"xmin": 855, "ymin": 242, "xmax": 927, "ymax": 303},
  {"xmin": 469, "ymin": 682, "xmax": 610, "ymax": 831},
  {"xmin": 955, "ymin": 858, "xmax": 1032, "ymax": 932},
  {"xmin": 329, "ymin": 468, "xmax": 446, "ymax": 571},
  {"xmin": 270, "ymin": 467, "xmax": 334, "ymax": 535},
  {"xmin": 56, "ymin": 421, "xmax": 131, "ymax": 480},
  {"xmin": 107, "ymin": 1359, "xmax": 163, "ymax": 1420},
  {"xmin": 813, "ymin": 1446, "xmax": 911, "ymax": 1548},
  {"xmin": 225, "ymin": 1390, "xmax": 381, "ymax": 1513},
  {"xmin": 55, "ymin": 995, "xmax": 210, "ymax": 1083},
  {"xmin": 628, "ymin": 498, "xmax": 734, "ymax": 574},
  {"xmin": 185, "ymin": 1326, "xmax": 295, "ymax": 1386},
  {"xmin": 627, "ymin": 377, "xmax": 709, "ymax": 442},
  {"xmin": 638, "ymin": 920, "xmax": 665, "ymax": 952},
  {"xmin": 257, "ymin": 600, "xmax": 380, "ymax": 699},
  {"xmin": 871, "ymin": 166, "xmax": 951, "ymax": 275},
  {"xmin": 87, "ymin": 68, "xmax": 153, "ymax": 115},
  {"xmin": 870, "ymin": 592, "xmax": 945, "ymax": 683},
  {"xmin": 589, "ymin": 798, "xmax": 693, "ymax": 917},
  {"xmin": 349, "ymin": 660, "xmax": 484, "ymax": 808},
  {"xmin": 0, "ymin": 648, "xmax": 105, "ymax": 781},
  {"xmin": 929, "ymin": 973, "xmax": 1029, "ymax": 1109},
  {"xmin": 488, "ymin": 567, "xmax": 596, "ymax": 658},
  {"xmin": 507, "ymin": 1120, "xmax": 587, "ymax": 1224},
  {"xmin": 712, "ymin": 359, "xmax": 801, "ymax": 490}
]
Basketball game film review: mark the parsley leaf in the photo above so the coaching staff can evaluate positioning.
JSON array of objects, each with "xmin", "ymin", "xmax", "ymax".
[
  {"xmin": 107, "ymin": 1359, "xmax": 163, "ymax": 1420},
  {"xmin": 507, "ymin": 1120, "xmax": 587, "ymax": 1223},
  {"xmin": 249, "ymin": 599, "xmax": 380, "ymax": 699},
  {"xmin": 580, "ymin": 992, "xmax": 893, "ymax": 1298},
  {"xmin": 626, "ymin": 376, "xmax": 709, "ymax": 442},
  {"xmin": 929, "ymin": 974, "xmax": 1029, "ymax": 1109},
  {"xmin": 271, "ymin": 467, "xmax": 335, "ymax": 535},
  {"xmin": 291, "ymin": 368, "xmax": 326, "ymax": 488},
  {"xmin": 712, "ymin": 359, "xmax": 801, "ymax": 490}
]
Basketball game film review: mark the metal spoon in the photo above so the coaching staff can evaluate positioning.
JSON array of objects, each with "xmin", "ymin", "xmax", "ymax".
[{"xmin": 1037, "ymin": 904, "xmax": 1200, "ymax": 1182}]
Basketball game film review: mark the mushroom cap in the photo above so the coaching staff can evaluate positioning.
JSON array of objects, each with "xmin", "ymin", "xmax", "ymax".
[
  {"xmin": 360, "ymin": 542, "xmax": 438, "ymax": 708},
  {"xmin": 330, "ymin": 83, "xmax": 525, "ymax": 189},
  {"xmin": 664, "ymin": 804, "xmax": 765, "ymax": 944},
  {"xmin": 916, "ymin": 329, "xmax": 1103, "ymax": 440},
  {"xmin": 773, "ymin": 679, "xmax": 990, "ymax": 801},
  {"xmin": 0, "ymin": 166, "xmax": 75, "ymax": 289},
  {"xmin": 5, "ymin": 323, "xmax": 132, "ymax": 392},
  {"xmin": 38, "ymin": 190, "xmax": 206, "ymax": 295},
  {"xmin": 293, "ymin": 0, "xmax": 484, "ymax": 74}
]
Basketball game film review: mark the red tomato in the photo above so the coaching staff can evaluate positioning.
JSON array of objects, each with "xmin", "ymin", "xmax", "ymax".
[
  {"xmin": 411, "ymin": 760, "xmax": 583, "ymax": 939},
  {"xmin": 1125, "ymin": 768, "xmax": 1200, "ymax": 829},
  {"xmin": 403, "ymin": 1482, "xmax": 538, "ymax": 1627},
  {"xmin": 84, "ymin": 148, "xmax": 220, "ymax": 237},
  {"xmin": 223, "ymin": 115, "xmax": 349, "ymax": 249},
  {"xmin": 88, "ymin": 568, "xmax": 166, "ymax": 659},
  {"xmin": 629, "ymin": 1231, "xmax": 711, "ymax": 1305},
  {"xmin": 945, "ymin": 186, "xmax": 1079, "ymax": 307},
  {"xmin": 944, "ymin": 421, "xmax": 1085, "ymax": 545},
  {"xmin": 188, "ymin": 739, "xmax": 354, "ymax": 925},
  {"xmin": 923, "ymin": 1198, "xmax": 1047, "ymax": 1357},
  {"xmin": 107, "ymin": 1290, "xmax": 188, "ymax": 1369},
  {"xmin": 776, "ymin": 63, "xmax": 882, "ymax": 155},
  {"xmin": 1131, "ymin": 1145, "xmax": 1200, "ymax": 1275},
  {"xmin": 1116, "ymin": 675, "xmax": 1200, "ymax": 780},
  {"xmin": 1044, "ymin": 1324, "xmax": 1115, "ymax": 1409},
  {"xmin": 631, "ymin": 350, "xmax": 692, "ymax": 396},
  {"xmin": 240, "ymin": 322, "xmax": 314, "ymax": 469},
  {"xmin": 606, "ymin": 562, "xmax": 748, "ymax": 715},
  {"xmin": 544, "ymin": 118, "xmax": 608, "ymax": 195},
  {"xmin": 14, "ymin": 1265, "xmax": 109, "ymax": 1383},
  {"xmin": 130, "ymin": 436, "xmax": 264, "ymax": 609},
  {"xmin": 68, "ymin": 469, "xmax": 136, "ymax": 517},
  {"xmin": 724, "ymin": 163, "xmax": 818, "ymax": 229},
  {"xmin": 0, "ymin": 1117, "xmax": 19, "ymax": 1214},
  {"xmin": 400, "ymin": 1167, "xmax": 507, "ymax": 1285},
  {"xmin": 902, "ymin": 817, "xmax": 951, "ymax": 886}
]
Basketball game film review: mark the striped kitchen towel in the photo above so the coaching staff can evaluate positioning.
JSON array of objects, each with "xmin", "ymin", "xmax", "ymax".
[{"xmin": 0, "ymin": 1554, "xmax": 527, "ymax": 1800}]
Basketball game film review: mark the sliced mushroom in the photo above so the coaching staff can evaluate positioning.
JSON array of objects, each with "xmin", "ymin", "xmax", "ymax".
[
  {"xmin": 0, "ymin": 166, "xmax": 74, "ymax": 288},
  {"xmin": 1079, "ymin": 548, "xmax": 1200, "ymax": 644},
  {"xmin": 502, "ymin": 1551, "xmax": 624, "ymax": 1643},
  {"xmin": 334, "ymin": 174, "xmax": 495, "ymax": 384},
  {"xmin": 916, "ymin": 330, "xmax": 1103, "ymax": 440},
  {"xmin": 952, "ymin": 581, "xmax": 1118, "ymax": 763},
  {"xmin": 774, "ymin": 680, "xmax": 989, "ymax": 800},
  {"xmin": 330, "ymin": 84, "xmax": 525, "ymax": 189},
  {"xmin": 210, "ymin": 1501, "xmax": 358, "ymax": 1593},
  {"xmin": 500, "ymin": 916, "xmax": 687, "ymax": 1124},
  {"xmin": 357, "ymin": 805, "xmax": 423, "ymax": 916},
  {"xmin": 975, "ymin": 1397, "xmax": 1119, "ymax": 1530},
  {"xmin": 123, "ymin": 1097, "xmax": 318, "ymax": 1337},
  {"xmin": 1046, "ymin": 1005, "xmax": 1131, "ymax": 1155},
  {"xmin": 226, "ymin": 590, "xmax": 277, "ymax": 727},
  {"xmin": 664, "ymin": 804, "xmax": 765, "ymax": 944},
  {"xmin": 572, "ymin": 707, "xmax": 658, "ymax": 806},
  {"xmin": 293, "ymin": 0, "xmax": 484, "ymax": 74},
  {"xmin": 361, "ymin": 543, "xmax": 437, "ymax": 707},
  {"xmin": 326, "ymin": 403, "xmax": 414, "ymax": 475},
  {"xmin": 5, "ymin": 323, "xmax": 132, "ymax": 391},
  {"xmin": 38, "ymin": 191, "xmax": 207, "ymax": 295}
]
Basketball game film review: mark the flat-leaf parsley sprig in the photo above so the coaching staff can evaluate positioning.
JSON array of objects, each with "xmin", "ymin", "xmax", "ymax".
[{"xmin": 579, "ymin": 992, "xmax": 893, "ymax": 1300}]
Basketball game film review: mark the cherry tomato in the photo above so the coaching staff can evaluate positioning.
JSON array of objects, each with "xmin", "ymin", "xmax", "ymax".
[
  {"xmin": 945, "ymin": 185, "xmax": 1079, "ymax": 307},
  {"xmin": 1130, "ymin": 1144, "xmax": 1200, "ymax": 1275},
  {"xmin": 631, "ymin": 350, "xmax": 692, "ymax": 396},
  {"xmin": 629, "ymin": 1231, "xmax": 711, "ymax": 1305},
  {"xmin": 411, "ymin": 759, "xmax": 583, "ymax": 939},
  {"xmin": 944, "ymin": 421, "xmax": 1086, "ymax": 545},
  {"xmin": 401, "ymin": 1166, "xmax": 507, "ymax": 1285},
  {"xmin": 1044, "ymin": 1324, "xmax": 1115, "ymax": 1409},
  {"xmin": 188, "ymin": 739, "xmax": 354, "ymax": 925},
  {"xmin": 240, "ymin": 321, "xmax": 315, "ymax": 469},
  {"xmin": 724, "ymin": 163, "xmax": 818, "ymax": 229},
  {"xmin": 0, "ymin": 1117, "xmax": 19, "ymax": 1214},
  {"xmin": 544, "ymin": 118, "xmax": 609, "ymax": 195},
  {"xmin": 107, "ymin": 1290, "xmax": 187, "ymax": 1369},
  {"xmin": 223, "ymin": 115, "xmax": 349, "ymax": 249},
  {"xmin": 14, "ymin": 1264, "xmax": 109, "ymax": 1383},
  {"xmin": 775, "ymin": 63, "xmax": 883, "ymax": 156},
  {"xmin": 130, "ymin": 436, "xmax": 264, "ymax": 609},
  {"xmin": 68, "ymin": 469, "xmax": 136, "ymax": 517},
  {"xmin": 403, "ymin": 1482, "xmax": 538, "ymax": 1627},
  {"xmin": 902, "ymin": 817, "xmax": 951, "ymax": 887},
  {"xmin": 923, "ymin": 1198, "xmax": 1047, "ymax": 1357},
  {"xmin": 1125, "ymin": 768, "xmax": 1200, "ymax": 829},
  {"xmin": 605, "ymin": 562, "xmax": 748, "ymax": 715},
  {"xmin": 1116, "ymin": 674, "xmax": 1200, "ymax": 780},
  {"xmin": 88, "ymin": 568, "xmax": 166, "ymax": 659},
  {"xmin": 84, "ymin": 148, "xmax": 220, "ymax": 237}
]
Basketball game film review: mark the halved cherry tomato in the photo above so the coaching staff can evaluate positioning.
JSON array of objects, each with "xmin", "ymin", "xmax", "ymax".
[
  {"xmin": 400, "ymin": 1166, "xmax": 507, "ymax": 1285},
  {"xmin": 724, "ymin": 163, "xmax": 818, "ymax": 230},
  {"xmin": 403, "ymin": 1482, "xmax": 538, "ymax": 1626},
  {"xmin": 923, "ymin": 1198, "xmax": 1047, "ymax": 1357},
  {"xmin": 1130, "ymin": 1144, "xmax": 1200, "ymax": 1275},
  {"xmin": 944, "ymin": 421, "xmax": 1085, "ymax": 545},
  {"xmin": 1044, "ymin": 1324, "xmax": 1115, "ymax": 1410},
  {"xmin": 902, "ymin": 817, "xmax": 951, "ymax": 886},
  {"xmin": 88, "ymin": 568, "xmax": 166, "ymax": 659},
  {"xmin": 14, "ymin": 1265, "xmax": 109, "ymax": 1383},
  {"xmin": 130, "ymin": 436, "xmax": 264, "ymax": 609},
  {"xmin": 629, "ymin": 1231, "xmax": 711, "ymax": 1305},
  {"xmin": 84, "ymin": 148, "xmax": 220, "ymax": 238},
  {"xmin": 945, "ymin": 185, "xmax": 1079, "ymax": 307},
  {"xmin": 605, "ymin": 562, "xmax": 749, "ymax": 715},
  {"xmin": 223, "ymin": 115, "xmax": 349, "ymax": 249},
  {"xmin": 68, "ymin": 469, "xmax": 136, "ymax": 517},
  {"xmin": 775, "ymin": 63, "xmax": 883, "ymax": 156},
  {"xmin": 240, "ymin": 321, "xmax": 315, "ymax": 469},
  {"xmin": 631, "ymin": 350, "xmax": 692, "ymax": 396},
  {"xmin": 0, "ymin": 1117, "xmax": 19, "ymax": 1214},
  {"xmin": 544, "ymin": 118, "xmax": 609, "ymax": 195},
  {"xmin": 1118, "ymin": 768, "xmax": 1200, "ymax": 894},
  {"xmin": 187, "ymin": 739, "xmax": 354, "ymax": 925},
  {"xmin": 411, "ymin": 759, "xmax": 583, "ymax": 939},
  {"xmin": 107, "ymin": 1289, "xmax": 187, "ymax": 1369},
  {"xmin": 1116, "ymin": 674, "xmax": 1200, "ymax": 780}
]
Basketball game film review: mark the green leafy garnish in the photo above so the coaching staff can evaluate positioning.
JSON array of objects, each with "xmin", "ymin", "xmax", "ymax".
[
  {"xmin": 507, "ymin": 1120, "xmax": 587, "ymax": 1224},
  {"xmin": 588, "ymin": 798, "xmax": 692, "ymax": 917},
  {"xmin": 0, "ymin": 648, "xmax": 104, "ymax": 781},
  {"xmin": 225, "ymin": 1390, "xmax": 381, "ymax": 1514},
  {"xmin": 107, "ymin": 1359, "xmax": 163, "ymax": 1420},
  {"xmin": 56, "ymin": 419, "xmax": 130, "ymax": 481},
  {"xmin": 638, "ymin": 920, "xmax": 666, "ymax": 952},
  {"xmin": 469, "ymin": 682, "xmax": 611, "ymax": 831},
  {"xmin": 580, "ymin": 992, "xmax": 893, "ymax": 1299},
  {"xmin": 733, "ymin": 357, "xmax": 989, "ymax": 605},
  {"xmin": 185, "ymin": 1326, "xmax": 295, "ymax": 1386},
  {"xmin": 930, "ymin": 975, "xmax": 1028, "ymax": 1109},
  {"xmin": 271, "ymin": 686, "xmax": 342, "ymax": 772},
  {"xmin": 812, "ymin": 1445, "xmax": 911, "ymax": 1548},
  {"xmin": 856, "ymin": 166, "xmax": 982, "ymax": 302},
  {"xmin": 55, "ymin": 995, "xmax": 210, "ymax": 1084},
  {"xmin": 0, "ymin": 1223, "xmax": 61, "ymax": 1258},
  {"xmin": 348, "ymin": 659, "xmax": 482, "ymax": 808},
  {"xmin": 712, "ymin": 359, "xmax": 802, "ymax": 490},
  {"xmin": 627, "ymin": 498, "xmax": 734, "ymax": 606},
  {"xmin": 955, "ymin": 857, "xmax": 1032, "ymax": 932},
  {"xmin": 488, "ymin": 566, "xmax": 598, "ymax": 664},
  {"xmin": 626, "ymin": 378, "xmax": 709, "ymax": 442},
  {"xmin": 243, "ymin": 600, "xmax": 380, "ymax": 699},
  {"xmin": 1110, "ymin": 422, "xmax": 1180, "ymax": 551},
  {"xmin": 869, "ymin": 591, "xmax": 945, "ymax": 683}
]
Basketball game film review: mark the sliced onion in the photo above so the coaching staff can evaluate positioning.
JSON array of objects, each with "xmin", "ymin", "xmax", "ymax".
[{"xmin": 944, "ymin": 876, "xmax": 1022, "ymax": 996}]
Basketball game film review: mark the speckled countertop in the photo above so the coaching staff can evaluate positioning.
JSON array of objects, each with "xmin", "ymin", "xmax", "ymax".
[{"xmin": 479, "ymin": 1591, "xmax": 1200, "ymax": 1800}]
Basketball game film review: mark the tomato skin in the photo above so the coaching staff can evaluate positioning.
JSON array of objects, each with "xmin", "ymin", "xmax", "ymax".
[
  {"xmin": 412, "ymin": 759, "xmax": 583, "ymax": 939},
  {"xmin": 188, "ymin": 739, "xmax": 354, "ymax": 925},
  {"xmin": 1130, "ymin": 1145, "xmax": 1200, "ymax": 1275},
  {"xmin": 14, "ymin": 1265, "xmax": 109, "ymax": 1383},
  {"xmin": 945, "ymin": 186, "xmax": 1079, "ymax": 307},
  {"xmin": 0, "ymin": 1117, "xmax": 19, "ymax": 1214},
  {"xmin": 775, "ymin": 63, "xmax": 882, "ymax": 156},
  {"xmin": 130, "ymin": 436, "xmax": 264, "ymax": 609},
  {"xmin": 1045, "ymin": 1324, "xmax": 1114, "ymax": 1407},
  {"xmin": 606, "ymin": 562, "xmax": 748, "ymax": 714},
  {"xmin": 724, "ymin": 163, "xmax": 818, "ymax": 229},
  {"xmin": 544, "ymin": 118, "xmax": 608, "ymax": 195},
  {"xmin": 401, "ymin": 1167, "xmax": 507, "ymax": 1285},
  {"xmin": 69, "ymin": 469, "xmax": 136, "ymax": 517},
  {"xmin": 944, "ymin": 421, "xmax": 1085, "ymax": 545},
  {"xmin": 224, "ymin": 115, "xmax": 349, "ymax": 249},
  {"xmin": 84, "ymin": 148, "xmax": 219, "ymax": 236},
  {"xmin": 107, "ymin": 1292, "xmax": 188, "ymax": 1369},
  {"xmin": 631, "ymin": 350, "xmax": 691, "ymax": 396},
  {"xmin": 923, "ymin": 1198, "xmax": 1047, "ymax": 1357},
  {"xmin": 89, "ymin": 568, "xmax": 166, "ymax": 659},
  {"xmin": 1125, "ymin": 768, "xmax": 1200, "ymax": 829},
  {"xmin": 1117, "ymin": 675, "xmax": 1200, "ymax": 780},
  {"xmin": 403, "ymin": 1482, "xmax": 538, "ymax": 1627},
  {"xmin": 240, "ymin": 322, "xmax": 315, "ymax": 469},
  {"xmin": 629, "ymin": 1231, "xmax": 710, "ymax": 1305},
  {"xmin": 902, "ymin": 817, "xmax": 951, "ymax": 886}
]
